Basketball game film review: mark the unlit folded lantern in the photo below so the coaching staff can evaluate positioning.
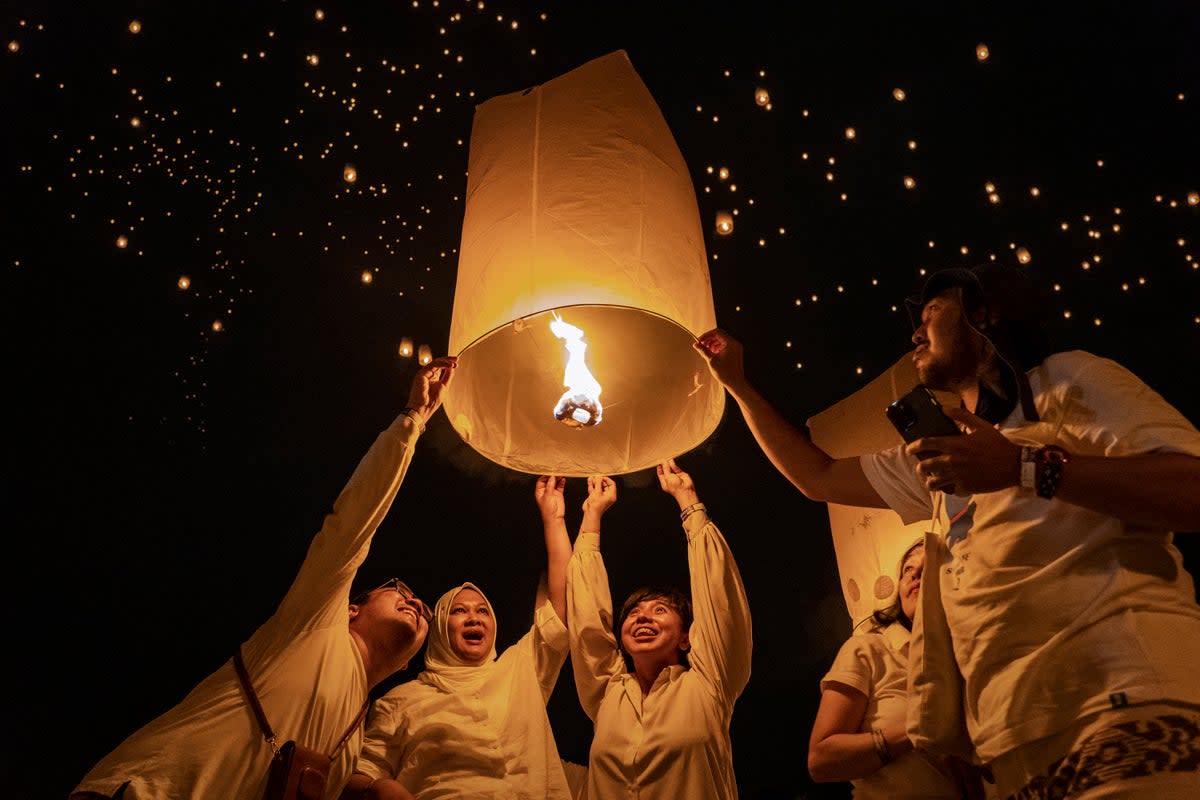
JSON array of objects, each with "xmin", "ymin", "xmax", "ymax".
[
  {"xmin": 807, "ymin": 353, "xmax": 932, "ymax": 630},
  {"xmin": 444, "ymin": 51, "xmax": 724, "ymax": 476}
]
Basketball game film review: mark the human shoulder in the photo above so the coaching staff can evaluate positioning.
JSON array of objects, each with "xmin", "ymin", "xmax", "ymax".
[
  {"xmin": 1038, "ymin": 349, "xmax": 1127, "ymax": 381},
  {"xmin": 833, "ymin": 627, "xmax": 891, "ymax": 661}
]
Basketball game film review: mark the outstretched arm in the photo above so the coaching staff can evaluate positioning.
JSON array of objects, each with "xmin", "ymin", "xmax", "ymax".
[
  {"xmin": 695, "ymin": 329, "xmax": 885, "ymax": 507},
  {"xmin": 566, "ymin": 475, "xmax": 623, "ymax": 720},
  {"xmin": 657, "ymin": 458, "xmax": 753, "ymax": 702},
  {"xmin": 534, "ymin": 475, "xmax": 572, "ymax": 625},
  {"xmin": 404, "ymin": 356, "xmax": 457, "ymax": 428}
]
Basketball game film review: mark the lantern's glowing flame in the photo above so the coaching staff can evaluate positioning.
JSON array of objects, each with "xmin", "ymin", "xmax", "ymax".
[{"xmin": 549, "ymin": 313, "xmax": 603, "ymax": 427}]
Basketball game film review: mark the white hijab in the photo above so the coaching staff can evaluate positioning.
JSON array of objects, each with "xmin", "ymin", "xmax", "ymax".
[{"xmin": 416, "ymin": 581, "xmax": 498, "ymax": 695}]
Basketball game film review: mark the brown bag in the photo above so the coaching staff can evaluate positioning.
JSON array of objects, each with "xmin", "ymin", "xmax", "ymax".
[
  {"xmin": 264, "ymin": 740, "xmax": 330, "ymax": 800},
  {"xmin": 233, "ymin": 647, "xmax": 369, "ymax": 800}
]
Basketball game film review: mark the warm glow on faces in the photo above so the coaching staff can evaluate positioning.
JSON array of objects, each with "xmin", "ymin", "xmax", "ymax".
[
  {"xmin": 911, "ymin": 290, "xmax": 982, "ymax": 390},
  {"xmin": 899, "ymin": 546, "xmax": 925, "ymax": 621},
  {"xmin": 620, "ymin": 596, "xmax": 690, "ymax": 668},
  {"xmin": 447, "ymin": 588, "xmax": 495, "ymax": 665},
  {"xmin": 350, "ymin": 585, "xmax": 430, "ymax": 662}
]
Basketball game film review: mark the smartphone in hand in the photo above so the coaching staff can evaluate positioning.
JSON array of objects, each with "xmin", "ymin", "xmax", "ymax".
[{"xmin": 886, "ymin": 385, "xmax": 961, "ymax": 458}]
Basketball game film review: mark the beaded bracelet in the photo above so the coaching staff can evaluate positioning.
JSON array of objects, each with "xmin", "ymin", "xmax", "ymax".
[{"xmin": 679, "ymin": 502, "xmax": 706, "ymax": 522}]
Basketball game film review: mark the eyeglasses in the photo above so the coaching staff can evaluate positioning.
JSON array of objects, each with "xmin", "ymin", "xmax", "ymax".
[{"xmin": 352, "ymin": 577, "xmax": 432, "ymax": 623}]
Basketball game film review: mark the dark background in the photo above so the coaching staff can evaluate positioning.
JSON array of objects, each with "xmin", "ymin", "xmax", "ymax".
[{"xmin": 4, "ymin": 2, "xmax": 1197, "ymax": 798}]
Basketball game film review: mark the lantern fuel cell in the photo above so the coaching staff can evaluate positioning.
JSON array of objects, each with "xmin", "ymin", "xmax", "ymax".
[
  {"xmin": 549, "ymin": 313, "xmax": 603, "ymax": 427},
  {"xmin": 444, "ymin": 51, "xmax": 724, "ymax": 476}
]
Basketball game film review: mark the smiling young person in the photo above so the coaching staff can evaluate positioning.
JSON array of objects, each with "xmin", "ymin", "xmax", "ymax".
[
  {"xmin": 567, "ymin": 460, "xmax": 753, "ymax": 800},
  {"xmin": 71, "ymin": 357, "xmax": 456, "ymax": 800},
  {"xmin": 343, "ymin": 474, "xmax": 574, "ymax": 800}
]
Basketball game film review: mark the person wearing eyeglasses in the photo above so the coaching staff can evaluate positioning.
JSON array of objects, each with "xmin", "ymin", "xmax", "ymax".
[
  {"xmin": 566, "ymin": 460, "xmax": 753, "ymax": 800},
  {"xmin": 342, "ymin": 473, "xmax": 575, "ymax": 800},
  {"xmin": 71, "ymin": 357, "xmax": 457, "ymax": 800}
]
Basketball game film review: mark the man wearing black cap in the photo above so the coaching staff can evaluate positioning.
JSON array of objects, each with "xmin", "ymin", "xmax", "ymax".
[{"xmin": 695, "ymin": 265, "xmax": 1200, "ymax": 798}]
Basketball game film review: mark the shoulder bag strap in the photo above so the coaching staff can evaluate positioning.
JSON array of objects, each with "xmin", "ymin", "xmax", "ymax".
[
  {"xmin": 233, "ymin": 645, "xmax": 279, "ymax": 752},
  {"xmin": 235, "ymin": 644, "xmax": 370, "ymax": 761},
  {"xmin": 327, "ymin": 699, "xmax": 372, "ymax": 760}
]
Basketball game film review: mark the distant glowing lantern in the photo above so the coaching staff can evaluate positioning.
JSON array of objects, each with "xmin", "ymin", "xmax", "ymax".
[
  {"xmin": 128, "ymin": 20, "xmax": 142, "ymax": 34},
  {"xmin": 315, "ymin": 9, "xmax": 325, "ymax": 21},
  {"xmin": 903, "ymin": 176, "xmax": 917, "ymax": 190},
  {"xmin": 976, "ymin": 43, "xmax": 990, "ymax": 62},
  {"xmin": 715, "ymin": 211, "xmax": 734, "ymax": 235},
  {"xmin": 754, "ymin": 87, "xmax": 770, "ymax": 107},
  {"xmin": 398, "ymin": 337, "xmax": 413, "ymax": 357},
  {"xmin": 307, "ymin": 54, "xmax": 320, "ymax": 66},
  {"xmin": 845, "ymin": 127, "xmax": 857, "ymax": 140},
  {"xmin": 177, "ymin": 275, "xmax": 191, "ymax": 290},
  {"xmin": 115, "ymin": 234, "xmax": 129, "ymax": 249},
  {"xmin": 130, "ymin": 116, "xmax": 142, "ymax": 128},
  {"xmin": 1188, "ymin": 192, "xmax": 1199, "ymax": 206},
  {"xmin": 7, "ymin": 40, "xmax": 18, "ymax": 53},
  {"xmin": 343, "ymin": 164, "xmax": 357, "ymax": 183},
  {"xmin": 444, "ymin": 50, "xmax": 725, "ymax": 476},
  {"xmin": 892, "ymin": 87, "xmax": 907, "ymax": 102},
  {"xmin": 717, "ymin": 166, "xmax": 730, "ymax": 181},
  {"xmin": 360, "ymin": 270, "xmax": 373, "ymax": 284},
  {"xmin": 211, "ymin": 320, "xmax": 223, "ymax": 332},
  {"xmin": 417, "ymin": 344, "xmax": 432, "ymax": 365},
  {"xmin": 1016, "ymin": 247, "xmax": 1032, "ymax": 264}
]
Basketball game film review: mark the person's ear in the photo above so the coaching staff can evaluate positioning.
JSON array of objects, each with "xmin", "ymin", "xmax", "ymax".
[
  {"xmin": 679, "ymin": 634, "xmax": 691, "ymax": 653},
  {"xmin": 348, "ymin": 603, "xmax": 361, "ymax": 622}
]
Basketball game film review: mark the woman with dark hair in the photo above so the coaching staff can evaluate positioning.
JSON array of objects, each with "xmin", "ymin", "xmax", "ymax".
[
  {"xmin": 808, "ymin": 539, "xmax": 965, "ymax": 798},
  {"xmin": 567, "ymin": 459, "xmax": 752, "ymax": 800}
]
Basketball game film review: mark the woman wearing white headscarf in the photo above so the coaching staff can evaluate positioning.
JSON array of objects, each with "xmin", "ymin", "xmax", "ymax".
[{"xmin": 343, "ymin": 476, "xmax": 573, "ymax": 800}]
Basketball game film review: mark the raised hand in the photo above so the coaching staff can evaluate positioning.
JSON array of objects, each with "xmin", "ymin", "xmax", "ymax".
[
  {"xmin": 534, "ymin": 475, "xmax": 567, "ymax": 523},
  {"xmin": 694, "ymin": 328, "xmax": 746, "ymax": 391},
  {"xmin": 656, "ymin": 458, "xmax": 700, "ymax": 509},
  {"xmin": 583, "ymin": 475, "xmax": 617, "ymax": 516},
  {"xmin": 405, "ymin": 356, "xmax": 458, "ymax": 423}
]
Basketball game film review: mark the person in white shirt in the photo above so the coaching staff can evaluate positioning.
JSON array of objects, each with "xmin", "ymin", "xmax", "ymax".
[
  {"xmin": 567, "ymin": 460, "xmax": 753, "ymax": 800},
  {"xmin": 810, "ymin": 539, "xmax": 967, "ymax": 798},
  {"xmin": 344, "ymin": 474, "xmax": 573, "ymax": 800},
  {"xmin": 696, "ymin": 264, "xmax": 1200, "ymax": 799},
  {"xmin": 72, "ymin": 357, "xmax": 456, "ymax": 800}
]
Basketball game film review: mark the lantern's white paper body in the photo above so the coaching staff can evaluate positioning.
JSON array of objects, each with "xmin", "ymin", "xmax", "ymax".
[
  {"xmin": 808, "ymin": 354, "xmax": 933, "ymax": 629},
  {"xmin": 445, "ymin": 51, "xmax": 724, "ymax": 476}
]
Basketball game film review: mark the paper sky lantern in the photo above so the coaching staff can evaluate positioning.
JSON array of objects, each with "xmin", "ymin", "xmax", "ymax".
[
  {"xmin": 807, "ymin": 353, "xmax": 932, "ymax": 629},
  {"xmin": 444, "ymin": 50, "xmax": 725, "ymax": 476}
]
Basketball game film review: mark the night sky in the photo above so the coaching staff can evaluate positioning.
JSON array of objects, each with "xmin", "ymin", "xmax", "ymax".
[{"xmin": 5, "ymin": 2, "xmax": 1198, "ymax": 799}]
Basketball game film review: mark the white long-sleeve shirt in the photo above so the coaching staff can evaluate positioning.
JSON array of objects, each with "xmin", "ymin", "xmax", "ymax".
[
  {"xmin": 567, "ymin": 508, "xmax": 752, "ymax": 800},
  {"xmin": 72, "ymin": 414, "xmax": 424, "ymax": 800}
]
